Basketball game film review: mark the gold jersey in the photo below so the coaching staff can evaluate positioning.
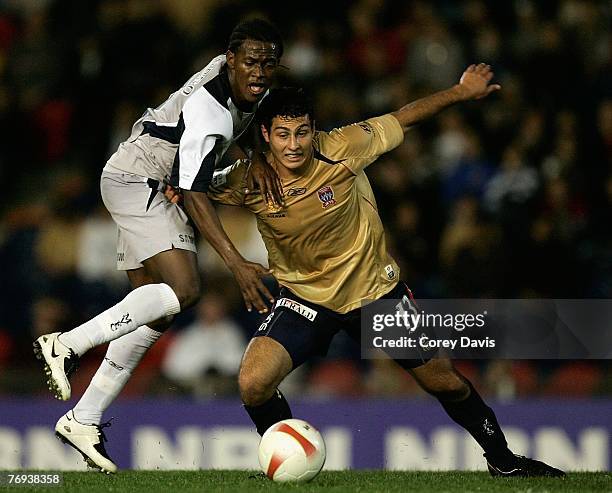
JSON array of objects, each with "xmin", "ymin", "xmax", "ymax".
[{"xmin": 209, "ymin": 114, "xmax": 405, "ymax": 313}]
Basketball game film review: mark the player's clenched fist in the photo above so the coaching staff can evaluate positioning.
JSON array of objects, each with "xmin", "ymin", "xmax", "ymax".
[{"xmin": 163, "ymin": 184, "xmax": 183, "ymax": 204}]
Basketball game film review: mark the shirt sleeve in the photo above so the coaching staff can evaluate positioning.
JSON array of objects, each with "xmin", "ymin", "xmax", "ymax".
[
  {"xmin": 207, "ymin": 159, "xmax": 248, "ymax": 206},
  {"xmin": 318, "ymin": 114, "xmax": 404, "ymax": 175},
  {"xmin": 174, "ymin": 87, "xmax": 232, "ymax": 192}
]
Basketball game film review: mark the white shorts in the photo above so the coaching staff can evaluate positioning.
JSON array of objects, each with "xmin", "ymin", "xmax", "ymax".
[{"xmin": 100, "ymin": 170, "xmax": 196, "ymax": 270}]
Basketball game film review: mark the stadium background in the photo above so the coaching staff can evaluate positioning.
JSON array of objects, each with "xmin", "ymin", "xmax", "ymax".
[{"xmin": 0, "ymin": 0, "xmax": 610, "ymax": 471}]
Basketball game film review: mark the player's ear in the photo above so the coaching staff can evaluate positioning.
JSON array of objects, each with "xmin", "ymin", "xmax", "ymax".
[
  {"xmin": 261, "ymin": 124, "xmax": 270, "ymax": 143},
  {"xmin": 226, "ymin": 50, "xmax": 235, "ymax": 70}
]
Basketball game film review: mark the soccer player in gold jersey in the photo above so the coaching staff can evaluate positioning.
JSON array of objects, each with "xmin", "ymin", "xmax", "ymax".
[{"xmin": 208, "ymin": 65, "xmax": 564, "ymax": 477}]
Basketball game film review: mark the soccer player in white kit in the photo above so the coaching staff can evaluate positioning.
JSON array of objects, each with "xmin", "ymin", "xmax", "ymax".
[{"xmin": 33, "ymin": 19, "xmax": 284, "ymax": 473}]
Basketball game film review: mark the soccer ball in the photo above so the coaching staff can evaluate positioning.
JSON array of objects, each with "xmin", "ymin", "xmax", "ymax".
[{"xmin": 258, "ymin": 418, "xmax": 326, "ymax": 482}]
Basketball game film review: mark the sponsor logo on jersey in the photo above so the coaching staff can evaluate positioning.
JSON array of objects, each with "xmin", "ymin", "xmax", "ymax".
[
  {"xmin": 276, "ymin": 298, "xmax": 318, "ymax": 321},
  {"xmin": 286, "ymin": 187, "xmax": 307, "ymax": 196},
  {"xmin": 385, "ymin": 264, "xmax": 396, "ymax": 280},
  {"xmin": 317, "ymin": 185, "xmax": 337, "ymax": 209},
  {"xmin": 267, "ymin": 212, "xmax": 287, "ymax": 218}
]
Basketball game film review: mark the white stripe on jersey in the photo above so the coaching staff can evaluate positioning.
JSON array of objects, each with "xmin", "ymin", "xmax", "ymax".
[
  {"xmin": 153, "ymin": 121, "xmax": 180, "ymax": 127},
  {"xmin": 178, "ymin": 87, "xmax": 232, "ymax": 191}
]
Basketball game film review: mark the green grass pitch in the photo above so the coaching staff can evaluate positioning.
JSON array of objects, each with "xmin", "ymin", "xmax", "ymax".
[{"xmin": 9, "ymin": 471, "xmax": 610, "ymax": 493}]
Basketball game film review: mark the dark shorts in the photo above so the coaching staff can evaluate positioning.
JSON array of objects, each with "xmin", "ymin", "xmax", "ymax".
[{"xmin": 253, "ymin": 281, "xmax": 429, "ymax": 370}]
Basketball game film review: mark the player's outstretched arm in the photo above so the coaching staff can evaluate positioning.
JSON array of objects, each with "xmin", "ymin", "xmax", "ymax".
[
  {"xmin": 183, "ymin": 190, "xmax": 274, "ymax": 313},
  {"xmin": 391, "ymin": 63, "xmax": 501, "ymax": 133}
]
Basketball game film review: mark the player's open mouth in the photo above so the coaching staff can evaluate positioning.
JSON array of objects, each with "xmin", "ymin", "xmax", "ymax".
[
  {"xmin": 285, "ymin": 153, "xmax": 303, "ymax": 162},
  {"xmin": 248, "ymin": 83, "xmax": 266, "ymax": 95}
]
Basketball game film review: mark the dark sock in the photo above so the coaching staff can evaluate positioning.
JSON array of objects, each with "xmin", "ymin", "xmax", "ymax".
[
  {"xmin": 439, "ymin": 380, "xmax": 514, "ymax": 467},
  {"xmin": 244, "ymin": 389, "xmax": 292, "ymax": 436}
]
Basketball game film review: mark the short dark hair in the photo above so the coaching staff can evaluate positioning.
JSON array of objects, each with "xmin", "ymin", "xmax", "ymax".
[
  {"xmin": 257, "ymin": 87, "xmax": 315, "ymax": 130},
  {"xmin": 227, "ymin": 19, "xmax": 284, "ymax": 59}
]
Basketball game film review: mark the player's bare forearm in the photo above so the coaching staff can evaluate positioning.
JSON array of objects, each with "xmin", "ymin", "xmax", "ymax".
[
  {"xmin": 183, "ymin": 190, "xmax": 274, "ymax": 313},
  {"xmin": 184, "ymin": 190, "xmax": 243, "ymax": 265},
  {"xmin": 391, "ymin": 85, "xmax": 465, "ymax": 131},
  {"xmin": 391, "ymin": 63, "xmax": 501, "ymax": 132}
]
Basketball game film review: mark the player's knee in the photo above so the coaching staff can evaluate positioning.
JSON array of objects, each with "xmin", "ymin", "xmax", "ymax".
[
  {"xmin": 239, "ymin": 371, "xmax": 276, "ymax": 407},
  {"xmin": 171, "ymin": 284, "xmax": 201, "ymax": 311}
]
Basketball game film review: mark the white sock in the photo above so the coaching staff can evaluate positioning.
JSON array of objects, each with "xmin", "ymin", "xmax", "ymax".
[
  {"xmin": 72, "ymin": 325, "xmax": 162, "ymax": 425},
  {"xmin": 59, "ymin": 283, "xmax": 179, "ymax": 356}
]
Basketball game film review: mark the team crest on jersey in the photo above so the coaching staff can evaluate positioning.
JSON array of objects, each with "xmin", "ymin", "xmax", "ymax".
[{"xmin": 317, "ymin": 185, "xmax": 337, "ymax": 208}]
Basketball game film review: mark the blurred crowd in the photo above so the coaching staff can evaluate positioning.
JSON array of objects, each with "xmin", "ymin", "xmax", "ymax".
[{"xmin": 0, "ymin": 0, "xmax": 610, "ymax": 400}]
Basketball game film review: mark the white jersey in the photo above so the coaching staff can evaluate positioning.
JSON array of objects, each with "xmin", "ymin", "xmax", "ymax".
[{"xmin": 104, "ymin": 55, "xmax": 260, "ymax": 192}]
